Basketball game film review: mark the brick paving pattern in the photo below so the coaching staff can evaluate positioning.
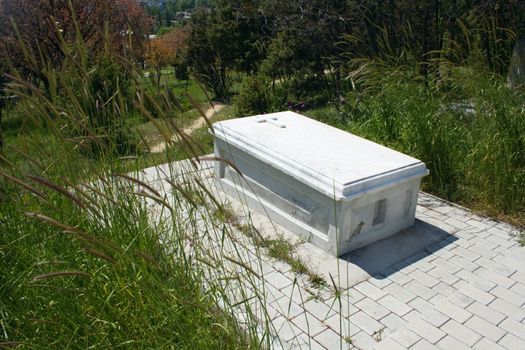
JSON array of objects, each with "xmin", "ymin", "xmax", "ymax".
[{"xmin": 137, "ymin": 160, "xmax": 524, "ymax": 350}]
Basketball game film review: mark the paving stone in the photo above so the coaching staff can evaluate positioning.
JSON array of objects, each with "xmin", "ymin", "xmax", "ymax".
[
  {"xmin": 356, "ymin": 298, "xmax": 390, "ymax": 319},
  {"xmin": 474, "ymin": 267, "xmax": 516, "ymax": 289},
  {"xmin": 284, "ymin": 332, "xmax": 314, "ymax": 349},
  {"xmin": 301, "ymin": 298, "xmax": 338, "ymax": 321},
  {"xmin": 508, "ymin": 246, "xmax": 525, "ymax": 261},
  {"xmin": 444, "ymin": 217, "xmax": 469, "ymax": 230},
  {"xmin": 265, "ymin": 270, "xmax": 293, "ymax": 290},
  {"xmin": 486, "ymin": 226, "xmax": 511, "ymax": 239},
  {"xmin": 289, "ymin": 336, "xmax": 326, "ymax": 350},
  {"xmin": 498, "ymin": 255, "xmax": 525, "ymax": 272},
  {"xmin": 307, "ymin": 338, "xmax": 328, "ymax": 350},
  {"xmin": 476, "ymin": 256, "xmax": 516, "ymax": 277},
  {"xmin": 465, "ymin": 219, "xmax": 492, "ymax": 229},
  {"xmin": 431, "ymin": 282, "xmax": 456, "ymax": 297},
  {"xmin": 408, "ymin": 297, "xmax": 449, "ymax": 327},
  {"xmin": 354, "ymin": 281, "xmax": 387, "ymax": 301},
  {"xmin": 409, "ymin": 269, "xmax": 440, "ymax": 288},
  {"xmin": 290, "ymin": 311, "xmax": 330, "ymax": 337},
  {"xmin": 509, "ymin": 281, "xmax": 525, "ymax": 297},
  {"xmin": 490, "ymin": 285, "xmax": 525, "ymax": 307},
  {"xmin": 498, "ymin": 333, "xmax": 525, "ymax": 349},
  {"xmin": 430, "ymin": 205, "xmax": 454, "ymax": 215},
  {"xmin": 473, "ymin": 337, "xmax": 506, "ymax": 350},
  {"xmin": 468, "ymin": 242, "xmax": 498, "ymax": 259},
  {"xmin": 393, "ymin": 258, "xmax": 417, "ymax": 274},
  {"xmin": 374, "ymin": 337, "xmax": 406, "ymax": 350},
  {"xmin": 410, "ymin": 259, "xmax": 435, "ymax": 272},
  {"xmin": 322, "ymin": 314, "xmax": 354, "ymax": 337},
  {"xmin": 433, "ymin": 298, "xmax": 472, "ymax": 323},
  {"xmin": 313, "ymin": 328, "xmax": 345, "ymax": 350},
  {"xmin": 440, "ymin": 319, "xmax": 482, "ymax": 347},
  {"xmin": 335, "ymin": 299, "xmax": 360, "ymax": 319},
  {"xmin": 279, "ymin": 283, "xmax": 310, "ymax": 304},
  {"xmin": 351, "ymin": 331, "xmax": 377, "ymax": 350},
  {"xmin": 431, "ymin": 246, "xmax": 455, "ymax": 260},
  {"xmin": 436, "ymin": 335, "xmax": 472, "ymax": 350},
  {"xmin": 378, "ymin": 295, "xmax": 412, "ymax": 317},
  {"xmin": 269, "ymin": 295, "xmax": 305, "ymax": 320},
  {"xmin": 342, "ymin": 288, "xmax": 366, "ymax": 305},
  {"xmin": 449, "ymin": 255, "xmax": 479, "ymax": 271},
  {"xmin": 466, "ymin": 301, "xmax": 506, "ymax": 325},
  {"xmin": 431, "ymin": 257, "xmax": 461, "ymax": 274},
  {"xmin": 452, "ymin": 245, "xmax": 481, "ymax": 261},
  {"xmin": 456, "ymin": 281, "xmax": 496, "ymax": 305},
  {"xmin": 383, "ymin": 282, "xmax": 417, "ymax": 303},
  {"xmin": 488, "ymin": 298, "xmax": 525, "ymax": 322},
  {"xmin": 509, "ymin": 269, "xmax": 525, "ymax": 284},
  {"xmin": 405, "ymin": 280, "xmax": 437, "ymax": 300},
  {"xmin": 379, "ymin": 313, "xmax": 407, "ymax": 333},
  {"xmin": 388, "ymin": 328, "xmax": 421, "ymax": 348},
  {"xmin": 411, "ymin": 339, "xmax": 440, "ymax": 350},
  {"xmin": 455, "ymin": 269, "xmax": 496, "ymax": 292},
  {"xmin": 446, "ymin": 291, "xmax": 474, "ymax": 308},
  {"xmin": 369, "ymin": 274, "xmax": 393, "ymax": 289},
  {"xmin": 485, "ymin": 234, "xmax": 515, "ymax": 248},
  {"xmin": 499, "ymin": 318, "xmax": 525, "ymax": 340},
  {"xmin": 406, "ymin": 316, "xmax": 446, "ymax": 344},
  {"xmin": 272, "ymin": 316, "xmax": 305, "ymax": 342},
  {"xmin": 351, "ymin": 311, "xmax": 384, "ymax": 335},
  {"xmin": 403, "ymin": 309, "xmax": 423, "ymax": 323},
  {"xmin": 454, "ymin": 239, "xmax": 477, "ymax": 250},
  {"xmin": 464, "ymin": 316, "xmax": 505, "ymax": 343},
  {"xmin": 428, "ymin": 266, "xmax": 460, "ymax": 285}
]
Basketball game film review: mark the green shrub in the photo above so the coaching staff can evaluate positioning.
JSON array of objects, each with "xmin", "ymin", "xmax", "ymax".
[{"xmin": 233, "ymin": 74, "xmax": 286, "ymax": 116}]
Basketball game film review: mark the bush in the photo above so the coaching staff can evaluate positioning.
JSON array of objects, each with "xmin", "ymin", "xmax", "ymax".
[
  {"xmin": 326, "ymin": 64, "xmax": 525, "ymax": 226},
  {"xmin": 233, "ymin": 74, "xmax": 286, "ymax": 116}
]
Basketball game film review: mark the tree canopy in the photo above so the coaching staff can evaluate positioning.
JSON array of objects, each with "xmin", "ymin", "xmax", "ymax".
[{"xmin": 0, "ymin": 0, "xmax": 152, "ymax": 83}]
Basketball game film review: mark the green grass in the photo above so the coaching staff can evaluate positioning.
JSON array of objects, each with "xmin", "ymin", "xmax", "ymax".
[
  {"xmin": 0, "ymin": 181, "xmax": 251, "ymax": 349},
  {"xmin": 305, "ymin": 65, "xmax": 525, "ymax": 229},
  {"xmin": 0, "ymin": 26, "xmax": 266, "ymax": 348},
  {"xmin": 213, "ymin": 204, "xmax": 326, "ymax": 289},
  {"xmin": 140, "ymin": 68, "xmax": 211, "ymax": 109}
]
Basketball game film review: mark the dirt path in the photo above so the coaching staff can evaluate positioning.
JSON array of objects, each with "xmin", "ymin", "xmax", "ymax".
[{"xmin": 149, "ymin": 103, "xmax": 225, "ymax": 153}]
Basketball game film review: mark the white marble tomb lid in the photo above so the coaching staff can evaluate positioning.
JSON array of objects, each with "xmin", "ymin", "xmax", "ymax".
[{"xmin": 213, "ymin": 111, "xmax": 429, "ymax": 199}]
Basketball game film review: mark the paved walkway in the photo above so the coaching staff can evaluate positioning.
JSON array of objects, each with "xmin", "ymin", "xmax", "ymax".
[{"xmin": 133, "ymin": 159, "xmax": 524, "ymax": 350}]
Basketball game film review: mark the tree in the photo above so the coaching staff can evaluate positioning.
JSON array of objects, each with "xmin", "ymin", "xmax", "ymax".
[
  {"xmin": 186, "ymin": 0, "xmax": 266, "ymax": 99},
  {"xmin": 0, "ymin": 0, "xmax": 152, "ymax": 87},
  {"xmin": 146, "ymin": 26, "xmax": 189, "ymax": 86}
]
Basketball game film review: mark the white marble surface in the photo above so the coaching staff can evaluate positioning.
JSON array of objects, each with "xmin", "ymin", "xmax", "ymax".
[
  {"xmin": 213, "ymin": 111, "xmax": 428, "ymax": 197},
  {"xmin": 213, "ymin": 113, "xmax": 429, "ymax": 254}
]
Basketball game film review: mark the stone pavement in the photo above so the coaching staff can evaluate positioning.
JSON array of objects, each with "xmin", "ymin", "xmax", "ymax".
[{"xmin": 134, "ymin": 159, "xmax": 524, "ymax": 350}]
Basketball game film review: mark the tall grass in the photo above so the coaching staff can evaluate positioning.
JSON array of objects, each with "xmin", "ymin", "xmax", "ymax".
[
  {"xmin": 0, "ymin": 13, "xmax": 276, "ymax": 349},
  {"xmin": 308, "ymin": 63, "xmax": 525, "ymax": 228}
]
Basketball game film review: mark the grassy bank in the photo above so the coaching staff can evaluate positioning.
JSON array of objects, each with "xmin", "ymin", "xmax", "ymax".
[
  {"xmin": 305, "ymin": 65, "xmax": 524, "ymax": 229},
  {"xmin": 0, "ymin": 29, "xmax": 266, "ymax": 347}
]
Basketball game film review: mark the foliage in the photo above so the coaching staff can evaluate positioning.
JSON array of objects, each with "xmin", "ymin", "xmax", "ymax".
[
  {"xmin": 145, "ymin": 0, "xmax": 210, "ymax": 30},
  {"xmin": 0, "ymin": 13, "xmax": 268, "ymax": 348},
  {"xmin": 233, "ymin": 74, "xmax": 275, "ymax": 116},
  {"xmin": 186, "ymin": 1, "xmax": 264, "ymax": 100},
  {"xmin": 146, "ymin": 27, "xmax": 189, "ymax": 86},
  {"xmin": 0, "ymin": 0, "xmax": 153, "ymax": 86},
  {"xmin": 307, "ymin": 63, "xmax": 525, "ymax": 227},
  {"xmin": 0, "ymin": 182, "xmax": 250, "ymax": 349}
]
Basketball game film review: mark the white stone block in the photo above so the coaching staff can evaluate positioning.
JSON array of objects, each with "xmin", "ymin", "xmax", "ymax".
[{"xmin": 213, "ymin": 111, "xmax": 428, "ymax": 256}]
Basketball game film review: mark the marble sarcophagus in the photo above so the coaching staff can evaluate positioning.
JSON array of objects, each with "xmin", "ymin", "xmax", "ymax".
[{"xmin": 212, "ymin": 112, "xmax": 429, "ymax": 256}]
